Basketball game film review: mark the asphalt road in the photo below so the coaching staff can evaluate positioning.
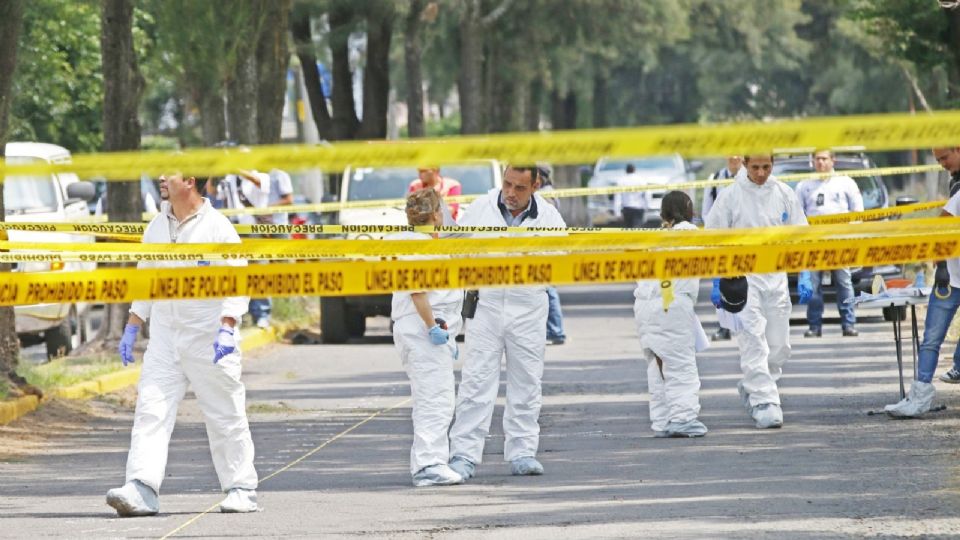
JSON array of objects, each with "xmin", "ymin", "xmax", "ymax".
[{"xmin": 2, "ymin": 283, "xmax": 960, "ymax": 539}]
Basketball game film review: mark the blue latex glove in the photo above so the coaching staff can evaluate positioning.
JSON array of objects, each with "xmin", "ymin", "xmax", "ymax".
[
  {"xmin": 798, "ymin": 271, "xmax": 814, "ymax": 305},
  {"xmin": 429, "ymin": 324, "xmax": 449, "ymax": 345},
  {"xmin": 213, "ymin": 325, "xmax": 237, "ymax": 363},
  {"xmin": 710, "ymin": 278, "xmax": 722, "ymax": 308},
  {"xmin": 119, "ymin": 323, "xmax": 140, "ymax": 366}
]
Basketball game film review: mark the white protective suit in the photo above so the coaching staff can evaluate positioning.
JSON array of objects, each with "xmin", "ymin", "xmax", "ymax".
[
  {"xmin": 633, "ymin": 221, "xmax": 704, "ymax": 432},
  {"xmin": 125, "ymin": 199, "xmax": 257, "ymax": 494},
  {"xmin": 449, "ymin": 189, "xmax": 567, "ymax": 464},
  {"xmin": 390, "ymin": 232, "xmax": 464, "ymax": 476},
  {"xmin": 705, "ymin": 171, "xmax": 807, "ymax": 407}
]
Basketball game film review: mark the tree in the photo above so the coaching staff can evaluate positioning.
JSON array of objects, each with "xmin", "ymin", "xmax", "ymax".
[
  {"xmin": 10, "ymin": 0, "xmax": 103, "ymax": 152},
  {"xmin": 457, "ymin": 0, "xmax": 513, "ymax": 134},
  {"xmin": 99, "ymin": 0, "xmax": 144, "ymax": 344},
  {"xmin": 0, "ymin": 0, "xmax": 25, "ymax": 392},
  {"xmin": 404, "ymin": 0, "xmax": 430, "ymax": 138},
  {"xmin": 357, "ymin": 0, "xmax": 395, "ymax": 139},
  {"xmin": 256, "ymin": 0, "xmax": 293, "ymax": 144},
  {"xmin": 223, "ymin": 2, "xmax": 265, "ymax": 144},
  {"xmin": 291, "ymin": 4, "xmax": 333, "ymax": 141}
]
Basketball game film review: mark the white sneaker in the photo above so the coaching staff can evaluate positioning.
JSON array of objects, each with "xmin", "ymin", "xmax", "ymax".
[
  {"xmin": 412, "ymin": 464, "xmax": 463, "ymax": 487},
  {"xmin": 106, "ymin": 480, "xmax": 159, "ymax": 517},
  {"xmin": 884, "ymin": 381, "xmax": 935, "ymax": 418},
  {"xmin": 219, "ymin": 488, "xmax": 259, "ymax": 513},
  {"xmin": 255, "ymin": 318, "xmax": 271, "ymax": 329},
  {"xmin": 751, "ymin": 403, "xmax": 783, "ymax": 429}
]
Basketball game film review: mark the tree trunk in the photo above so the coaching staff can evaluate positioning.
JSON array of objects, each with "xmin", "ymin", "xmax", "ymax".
[
  {"xmin": 592, "ymin": 74, "xmax": 607, "ymax": 128},
  {"xmin": 458, "ymin": 2, "xmax": 483, "ymax": 134},
  {"xmin": 100, "ymin": 0, "xmax": 144, "ymax": 342},
  {"xmin": 358, "ymin": 1, "xmax": 394, "ymax": 139},
  {"xmin": 945, "ymin": 7, "xmax": 960, "ymax": 89},
  {"xmin": 525, "ymin": 77, "xmax": 542, "ymax": 131},
  {"xmin": 198, "ymin": 89, "xmax": 226, "ymax": 146},
  {"xmin": 291, "ymin": 9, "xmax": 333, "ymax": 141},
  {"xmin": 256, "ymin": 0, "xmax": 292, "ymax": 145},
  {"xmin": 404, "ymin": 0, "xmax": 425, "ymax": 138},
  {"xmin": 227, "ymin": 46, "xmax": 259, "ymax": 144},
  {"xmin": 0, "ymin": 0, "xmax": 25, "ymax": 384},
  {"xmin": 329, "ymin": 3, "xmax": 359, "ymax": 140}
]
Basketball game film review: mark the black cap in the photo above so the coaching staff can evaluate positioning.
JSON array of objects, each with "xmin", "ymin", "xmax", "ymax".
[{"xmin": 719, "ymin": 277, "xmax": 748, "ymax": 313}]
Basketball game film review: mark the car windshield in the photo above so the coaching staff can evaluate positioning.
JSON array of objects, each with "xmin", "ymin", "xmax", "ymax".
[
  {"xmin": 346, "ymin": 164, "xmax": 495, "ymax": 201},
  {"xmin": 773, "ymin": 162, "xmax": 884, "ymax": 210},
  {"xmin": 2, "ymin": 157, "xmax": 58, "ymax": 213},
  {"xmin": 599, "ymin": 157, "xmax": 679, "ymax": 173}
]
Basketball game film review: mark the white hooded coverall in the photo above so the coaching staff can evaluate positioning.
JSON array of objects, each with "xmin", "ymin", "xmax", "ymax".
[
  {"xmin": 449, "ymin": 189, "xmax": 567, "ymax": 464},
  {"xmin": 390, "ymin": 232, "xmax": 464, "ymax": 475},
  {"xmin": 125, "ymin": 199, "xmax": 257, "ymax": 494},
  {"xmin": 633, "ymin": 221, "xmax": 703, "ymax": 432},
  {"xmin": 705, "ymin": 171, "xmax": 808, "ymax": 407}
]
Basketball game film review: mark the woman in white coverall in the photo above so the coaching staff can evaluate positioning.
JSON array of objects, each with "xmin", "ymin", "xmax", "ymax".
[
  {"xmin": 392, "ymin": 188, "xmax": 464, "ymax": 487},
  {"xmin": 448, "ymin": 165, "xmax": 567, "ymax": 480},
  {"xmin": 634, "ymin": 191, "xmax": 708, "ymax": 437},
  {"xmin": 704, "ymin": 155, "xmax": 810, "ymax": 429},
  {"xmin": 106, "ymin": 172, "xmax": 258, "ymax": 516}
]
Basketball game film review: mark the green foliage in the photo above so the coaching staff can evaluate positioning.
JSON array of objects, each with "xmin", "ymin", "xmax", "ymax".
[
  {"xmin": 10, "ymin": 0, "xmax": 103, "ymax": 151},
  {"xmin": 16, "ymin": 355, "xmax": 123, "ymax": 392}
]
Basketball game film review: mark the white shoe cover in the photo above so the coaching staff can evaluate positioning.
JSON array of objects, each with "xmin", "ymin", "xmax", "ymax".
[
  {"xmin": 665, "ymin": 418, "xmax": 708, "ymax": 438},
  {"xmin": 737, "ymin": 381, "xmax": 751, "ymax": 410},
  {"xmin": 220, "ymin": 488, "xmax": 259, "ymax": 513},
  {"xmin": 412, "ymin": 464, "xmax": 463, "ymax": 487},
  {"xmin": 511, "ymin": 456, "xmax": 544, "ymax": 476},
  {"xmin": 106, "ymin": 480, "xmax": 159, "ymax": 517},
  {"xmin": 751, "ymin": 403, "xmax": 783, "ymax": 429},
  {"xmin": 884, "ymin": 381, "xmax": 935, "ymax": 418}
]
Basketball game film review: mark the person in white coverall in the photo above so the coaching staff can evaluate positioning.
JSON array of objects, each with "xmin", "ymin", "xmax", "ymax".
[
  {"xmin": 705, "ymin": 155, "xmax": 812, "ymax": 429},
  {"xmin": 448, "ymin": 165, "xmax": 567, "ymax": 479},
  {"xmin": 391, "ymin": 188, "xmax": 465, "ymax": 487},
  {"xmin": 107, "ymin": 172, "xmax": 258, "ymax": 516},
  {"xmin": 634, "ymin": 191, "xmax": 709, "ymax": 438}
]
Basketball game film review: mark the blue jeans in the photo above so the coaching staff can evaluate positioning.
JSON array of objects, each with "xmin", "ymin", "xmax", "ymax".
[
  {"xmin": 806, "ymin": 268, "xmax": 856, "ymax": 329},
  {"xmin": 546, "ymin": 287, "xmax": 565, "ymax": 340},
  {"xmin": 918, "ymin": 286, "xmax": 960, "ymax": 383},
  {"xmin": 249, "ymin": 298, "xmax": 272, "ymax": 323}
]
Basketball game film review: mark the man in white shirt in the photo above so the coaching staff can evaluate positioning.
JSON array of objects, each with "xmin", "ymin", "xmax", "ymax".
[
  {"xmin": 794, "ymin": 150, "xmax": 864, "ymax": 338},
  {"xmin": 884, "ymin": 150, "xmax": 960, "ymax": 416},
  {"xmin": 223, "ymin": 170, "xmax": 273, "ymax": 327},
  {"xmin": 618, "ymin": 163, "xmax": 649, "ymax": 228},
  {"xmin": 702, "ymin": 155, "xmax": 742, "ymax": 342},
  {"xmin": 267, "ymin": 168, "xmax": 295, "ymax": 226}
]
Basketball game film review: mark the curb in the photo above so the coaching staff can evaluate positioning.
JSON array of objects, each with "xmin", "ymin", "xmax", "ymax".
[{"xmin": 0, "ymin": 324, "xmax": 286, "ymax": 426}]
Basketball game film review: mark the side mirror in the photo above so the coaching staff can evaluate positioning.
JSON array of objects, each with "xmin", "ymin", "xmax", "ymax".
[
  {"xmin": 687, "ymin": 160, "xmax": 704, "ymax": 174},
  {"xmin": 66, "ymin": 181, "xmax": 96, "ymax": 202}
]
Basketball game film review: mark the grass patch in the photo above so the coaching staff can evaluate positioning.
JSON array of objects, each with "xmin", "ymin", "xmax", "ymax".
[
  {"xmin": 247, "ymin": 401, "xmax": 297, "ymax": 414},
  {"xmin": 16, "ymin": 354, "xmax": 125, "ymax": 393},
  {"xmin": 271, "ymin": 297, "xmax": 319, "ymax": 326}
]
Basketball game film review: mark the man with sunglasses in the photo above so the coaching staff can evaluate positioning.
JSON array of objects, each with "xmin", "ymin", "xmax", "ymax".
[{"xmin": 448, "ymin": 164, "xmax": 566, "ymax": 480}]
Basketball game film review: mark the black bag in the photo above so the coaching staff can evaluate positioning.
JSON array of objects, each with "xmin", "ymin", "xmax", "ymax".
[
  {"xmin": 719, "ymin": 276, "xmax": 748, "ymax": 314},
  {"xmin": 462, "ymin": 290, "xmax": 479, "ymax": 319}
]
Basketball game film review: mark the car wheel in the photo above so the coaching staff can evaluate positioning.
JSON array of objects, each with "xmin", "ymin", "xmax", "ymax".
[
  {"xmin": 320, "ymin": 297, "xmax": 349, "ymax": 344},
  {"xmin": 346, "ymin": 308, "xmax": 366, "ymax": 338},
  {"xmin": 45, "ymin": 309, "xmax": 75, "ymax": 360}
]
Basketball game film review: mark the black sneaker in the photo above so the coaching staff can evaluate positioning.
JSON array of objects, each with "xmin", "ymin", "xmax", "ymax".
[
  {"xmin": 842, "ymin": 326, "xmax": 859, "ymax": 337},
  {"xmin": 940, "ymin": 368, "xmax": 960, "ymax": 384},
  {"xmin": 804, "ymin": 328, "xmax": 822, "ymax": 338},
  {"xmin": 711, "ymin": 328, "xmax": 731, "ymax": 341},
  {"xmin": 547, "ymin": 336, "xmax": 565, "ymax": 346}
]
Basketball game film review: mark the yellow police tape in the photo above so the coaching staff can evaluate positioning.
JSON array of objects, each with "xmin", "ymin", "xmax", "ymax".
[
  {"xmin": 1, "ymin": 217, "xmax": 957, "ymax": 262},
  {"xmin": 2, "ymin": 111, "xmax": 959, "ymax": 180},
  {"xmin": 0, "ymin": 199, "xmax": 946, "ymax": 239},
  {"xmin": 214, "ymin": 164, "xmax": 944, "ymax": 218},
  {"xmin": 0, "ymin": 229, "xmax": 956, "ymax": 306}
]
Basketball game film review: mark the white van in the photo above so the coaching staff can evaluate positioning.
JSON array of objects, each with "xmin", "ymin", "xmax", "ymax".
[
  {"xmin": 320, "ymin": 160, "xmax": 502, "ymax": 343},
  {"xmin": 4, "ymin": 142, "xmax": 98, "ymax": 358}
]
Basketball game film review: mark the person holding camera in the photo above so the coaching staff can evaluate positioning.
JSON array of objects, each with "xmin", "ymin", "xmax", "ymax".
[
  {"xmin": 448, "ymin": 165, "xmax": 566, "ymax": 480},
  {"xmin": 633, "ymin": 191, "xmax": 709, "ymax": 438},
  {"xmin": 391, "ymin": 188, "xmax": 464, "ymax": 487}
]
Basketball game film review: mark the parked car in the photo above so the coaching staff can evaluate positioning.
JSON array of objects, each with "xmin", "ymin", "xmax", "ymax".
[
  {"xmin": 586, "ymin": 154, "xmax": 701, "ymax": 227},
  {"xmin": 4, "ymin": 142, "xmax": 98, "ymax": 359},
  {"xmin": 319, "ymin": 160, "xmax": 502, "ymax": 343},
  {"xmin": 774, "ymin": 150, "xmax": 899, "ymax": 297}
]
